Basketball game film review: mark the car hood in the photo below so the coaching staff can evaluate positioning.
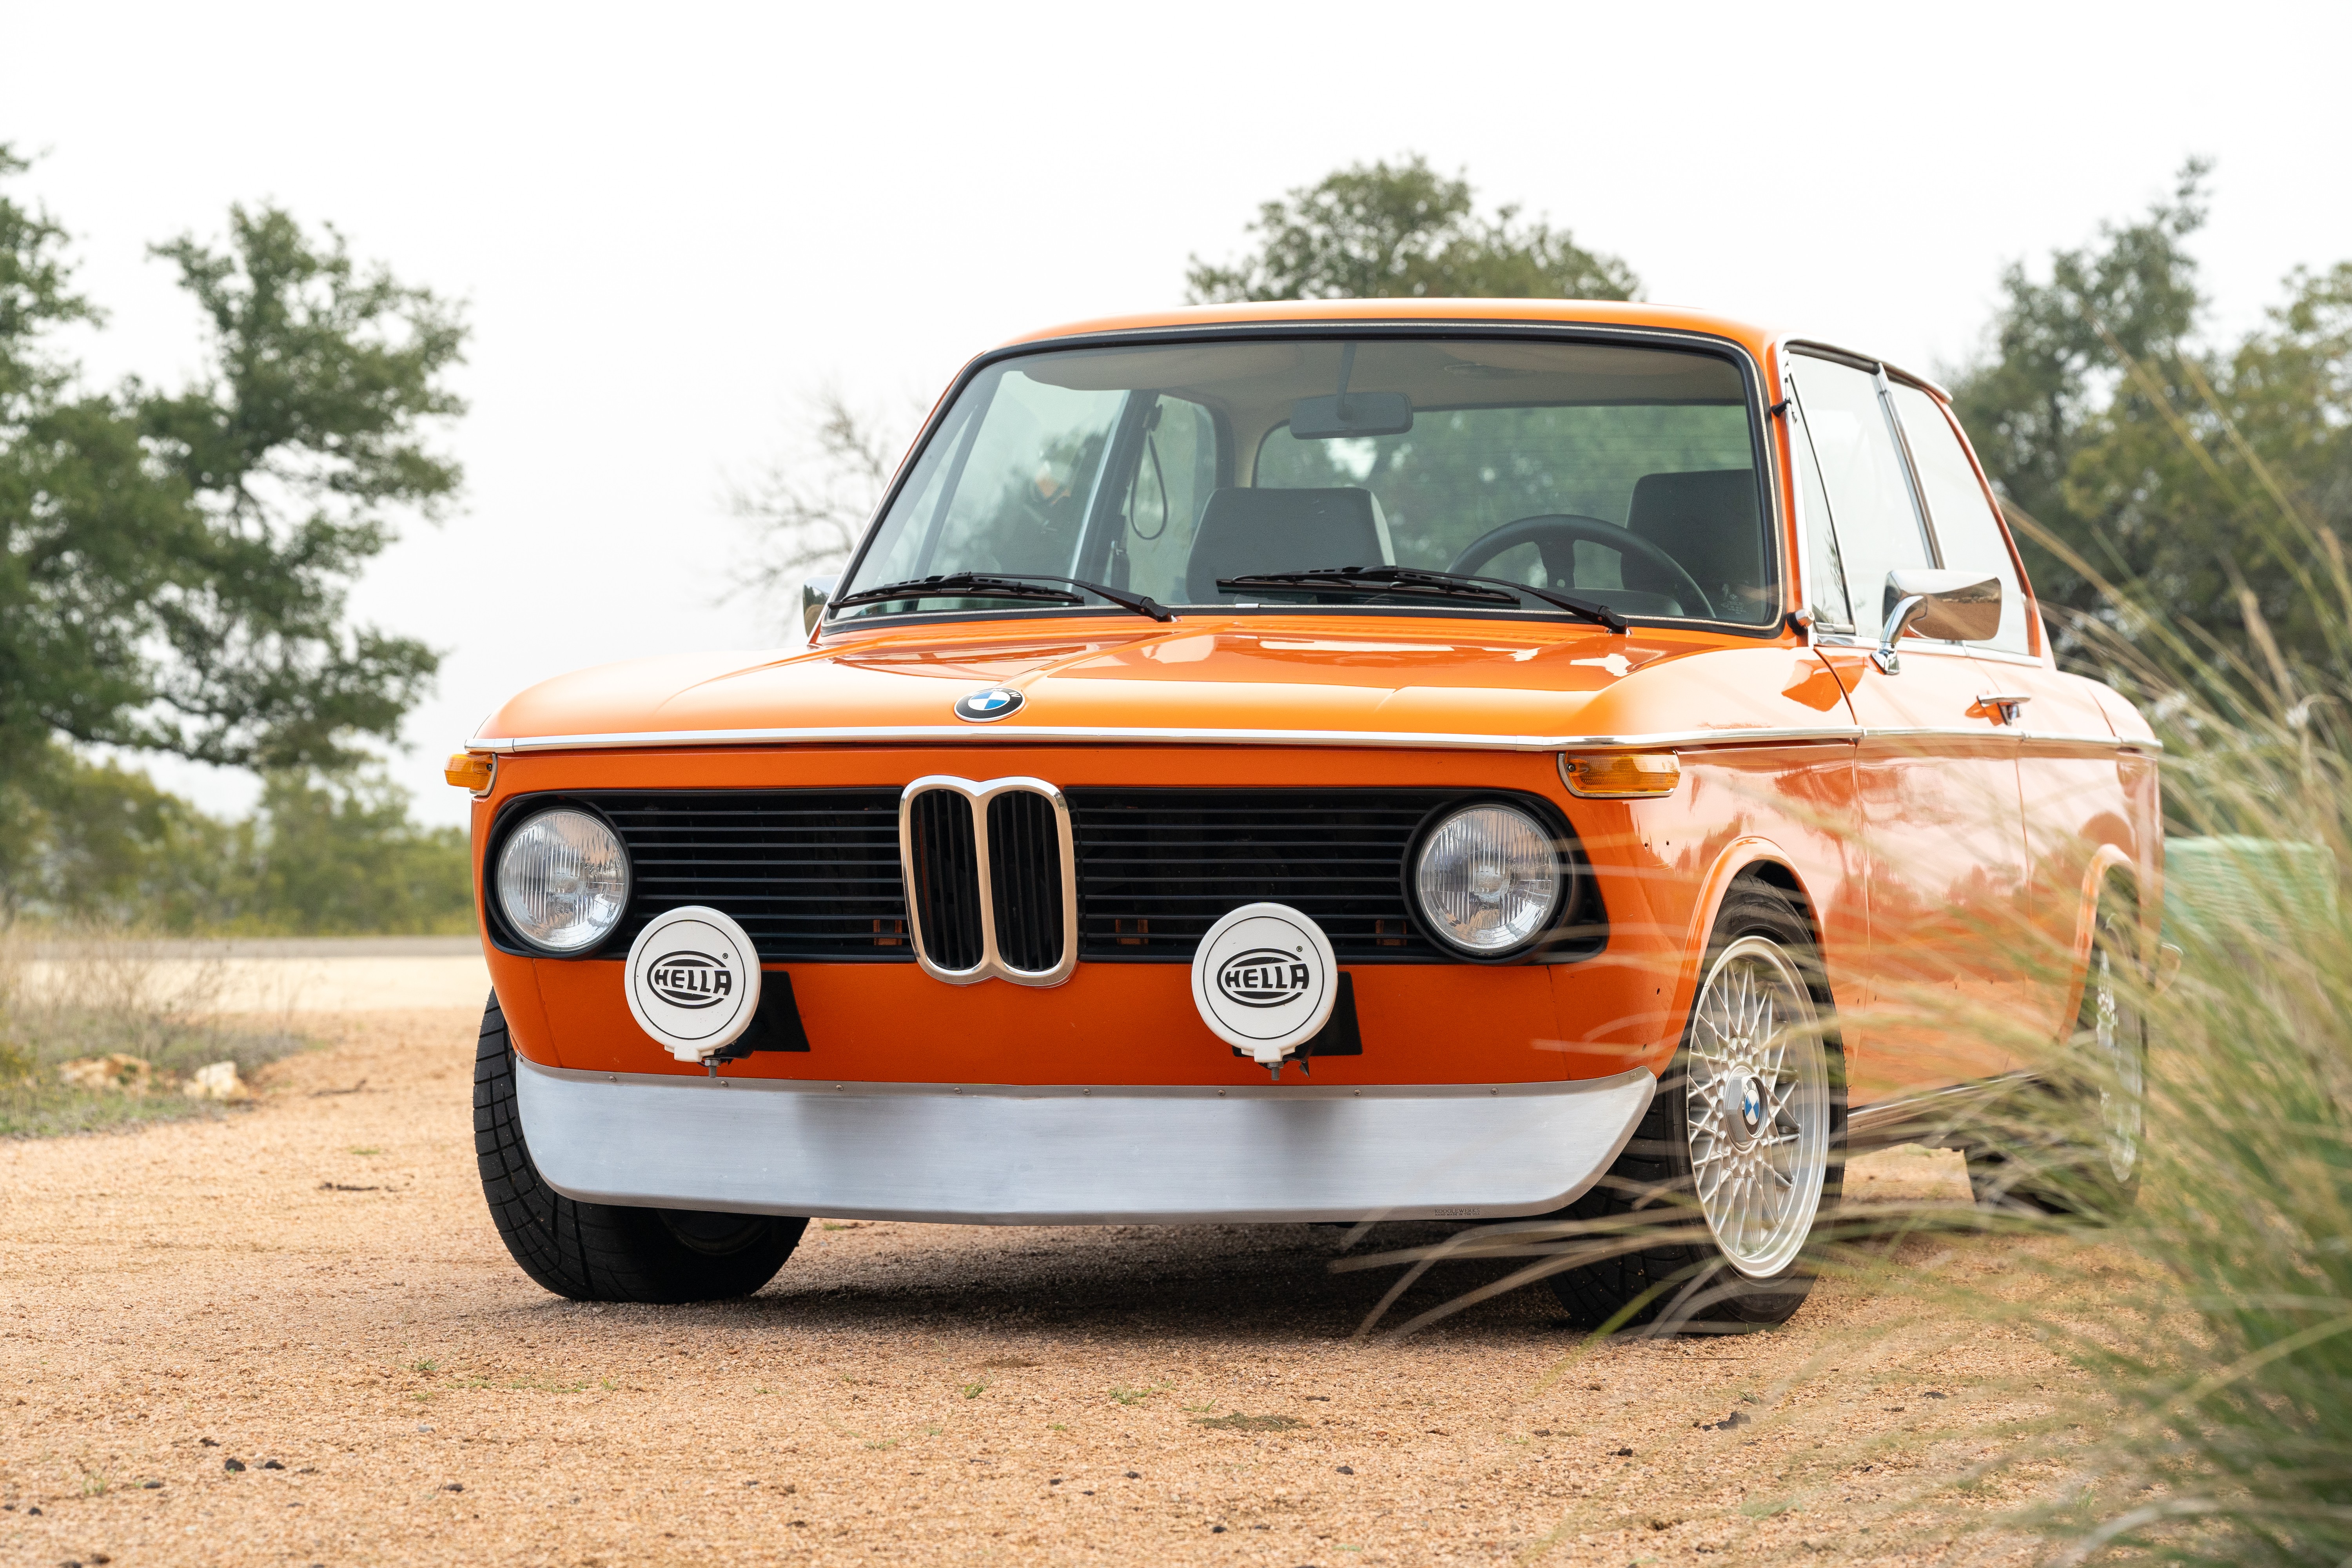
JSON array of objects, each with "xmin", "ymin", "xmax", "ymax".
[{"xmin": 473, "ymin": 618, "xmax": 1820, "ymax": 750}]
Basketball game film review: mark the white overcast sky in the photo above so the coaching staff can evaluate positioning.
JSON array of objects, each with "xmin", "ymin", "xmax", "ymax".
[{"xmin": 8, "ymin": 0, "xmax": 2350, "ymax": 827}]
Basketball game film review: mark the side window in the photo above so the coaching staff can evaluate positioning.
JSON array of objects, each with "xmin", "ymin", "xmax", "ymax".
[
  {"xmin": 1114, "ymin": 395, "xmax": 1219, "ymax": 604},
  {"xmin": 1888, "ymin": 384, "xmax": 2030, "ymax": 654},
  {"xmin": 1788, "ymin": 355, "xmax": 1933, "ymax": 640},
  {"xmin": 1789, "ymin": 401, "xmax": 1853, "ymax": 632}
]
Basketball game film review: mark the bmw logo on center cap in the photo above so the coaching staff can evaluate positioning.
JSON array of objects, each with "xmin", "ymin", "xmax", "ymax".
[{"xmin": 954, "ymin": 686, "xmax": 1024, "ymax": 722}]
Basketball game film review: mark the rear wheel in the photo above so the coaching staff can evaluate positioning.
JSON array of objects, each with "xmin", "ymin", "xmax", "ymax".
[
  {"xmin": 1548, "ymin": 884, "xmax": 1845, "ymax": 1330},
  {"xmin": 473, "ymin": 992, "xmax": 804, "ymax": 1302},
  {"xmin": 1967, "ymin": 900, "xmax": 2146, "ymax": 1216}
]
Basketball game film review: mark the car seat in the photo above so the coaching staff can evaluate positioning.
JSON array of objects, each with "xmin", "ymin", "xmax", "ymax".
[{"xmin": 1183, "ymin": 487, "xmax": 1396, "ymax": 603}]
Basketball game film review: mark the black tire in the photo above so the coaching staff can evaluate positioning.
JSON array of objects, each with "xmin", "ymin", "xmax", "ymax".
[
  {"xmin": 473, "ymin": 991, "xmax": 804, "ymax": 1302},
  {"xmin": 1547, "ymin": 883, "xmax": 1846, "ymax": 1331},
  {"xmin": 1967, "ymin": 898, "xmax": 2146, "ymax": 1217}
]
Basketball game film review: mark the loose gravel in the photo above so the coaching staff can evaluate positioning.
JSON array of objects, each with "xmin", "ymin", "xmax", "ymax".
[{"xmin": 0, "ymin": 1008, "xmax": 2067, "ymax": 1566}]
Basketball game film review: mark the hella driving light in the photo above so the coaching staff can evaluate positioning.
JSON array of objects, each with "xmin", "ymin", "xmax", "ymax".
[
  {"xmin": 497, "ymin": 808, "xmax": 631, "ymax": 954},
  {"xmin": 1412, "ymin": 803, "xmax": 1564, "ymax": 956}
]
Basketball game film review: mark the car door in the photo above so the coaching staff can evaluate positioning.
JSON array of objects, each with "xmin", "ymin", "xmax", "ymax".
[
  {"xmin": 1786, "ymin": 350, "xmax": 2033, "ymax": 1101},
  {"xmin": 1885, "ymin": 381, "xmax": 2120, "ymax": 1047}
]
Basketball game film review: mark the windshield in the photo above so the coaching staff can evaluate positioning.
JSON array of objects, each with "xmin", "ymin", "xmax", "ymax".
[{"xmin": 837, "ymin": 336, "xmax": 1775, "ymax": 626}]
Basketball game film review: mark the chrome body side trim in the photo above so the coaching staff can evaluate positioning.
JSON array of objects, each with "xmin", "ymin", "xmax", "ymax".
[
  {"xmin": 467, "ymin": 722, "xmax": 2161, "ymax": 756},
  {"xmin": 897, "ymin": 775, "xmax": 1079, "ymax": 988},
  {"xmin": 1847, "ymin": 1072, "xmax": 2041, "ymax": 1152},
  {"xmin": 513, "ymin": 1058, "xmax": 1660, "ymax": 1225}
]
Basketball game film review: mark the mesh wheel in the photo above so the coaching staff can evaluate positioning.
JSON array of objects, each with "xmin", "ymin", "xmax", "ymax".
[{"xmin": 1547, "ymin": 883, "xmax": 1846, "ymax": 1331}]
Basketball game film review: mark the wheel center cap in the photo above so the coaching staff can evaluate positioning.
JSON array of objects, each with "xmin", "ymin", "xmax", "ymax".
[{"xmin": 1739, "ymin": 1075, "xmax": 1764, "ymax": 1131}]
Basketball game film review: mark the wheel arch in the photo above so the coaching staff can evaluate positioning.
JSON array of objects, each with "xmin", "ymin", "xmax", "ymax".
[
  {"xmin": 2070, "ymin": 843, "xmax": 2150, "ymax": 1015},
  {"xmin": 1666, "ymin": 837, "xmax": 1838, "ymax": 1045}
]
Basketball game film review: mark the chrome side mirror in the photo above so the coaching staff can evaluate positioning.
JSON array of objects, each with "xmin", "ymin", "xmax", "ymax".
[
  {"xmin": 1874, "ymin": 569, "xmax": 2001, "ymax": 673},
  {"xmin": 801, "ymin": 575, "xmax": 838, "ymax": 639}
]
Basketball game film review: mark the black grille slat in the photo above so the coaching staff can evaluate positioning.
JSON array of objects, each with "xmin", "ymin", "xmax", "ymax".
[
  {"xmin": 907, "ymin": 791, "xmax": 985, "ymax": 971},
  {"xmin": 579, "ymin": 789, "xmax": 913, "ymax": 962},
  {"xmin": 986, "ymin": 791, "xmax": 1065, "ymax": 973},
  {"xmin": 1068, "ymin": 788, "xmax": 1448, "ymax": 962}
]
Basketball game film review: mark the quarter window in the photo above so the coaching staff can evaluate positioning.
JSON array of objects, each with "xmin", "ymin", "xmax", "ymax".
[
  {"xmin": 1789, "ymin": 401, "xmax": 1853, "ymax": 632},
  {"xmin": 1888, "ymin": 383, "xmax": 2030, "ymax": 654},
  {"xmin": 1788, "ymin": 355, "xmax": 1933, "ymax": 641}
]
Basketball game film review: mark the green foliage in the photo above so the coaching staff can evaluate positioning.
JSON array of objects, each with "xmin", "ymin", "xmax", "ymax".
[
  {"xmin": 0, "ymin": 143, "xmax": 463, "ymax": 794},
  {"xmin": 0, "ymin": 740, "xmax": 470, "ymax": 935},
  {"xmin": 1185, "ymin": 154, "xmax": 1637, "ymax": 304},
  {"xmin": 1951, "ymin": 162, "xmax": 2352, "ymax": 691}
]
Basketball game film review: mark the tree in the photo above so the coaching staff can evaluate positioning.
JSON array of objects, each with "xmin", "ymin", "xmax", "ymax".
[
  {"xmin": 0, "ymin": 741, "xmax": 470, "ymax": 934},
  {"xmin": 727, "ymin": 387, "xmax": 912, "ymax": 633},
  {"xmin": 1185, "ymin": 154, "xmax": 1637, "ymax": 304},
  {"xmin": 1951, "ymin": 162, "xmax": 2352, "ymax": 692},
  {"xmin": 1, "ymin": 145, "xmax": 465, "ymax": 797}
]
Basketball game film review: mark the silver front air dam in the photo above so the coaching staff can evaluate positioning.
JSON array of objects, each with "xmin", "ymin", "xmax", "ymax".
[{"xmin": 515, "ymin": 1059, "xmax": 1656, "ymax": 1226}]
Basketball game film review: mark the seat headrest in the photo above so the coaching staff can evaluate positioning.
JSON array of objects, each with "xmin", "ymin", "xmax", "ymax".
[
  {"xmin": 1624, "ymin": 470, "xmax": 1762, "ymax": 604},
  {"xmin": 1184, "ymin": 487, "xmax": 1395, "ymax": 602}
]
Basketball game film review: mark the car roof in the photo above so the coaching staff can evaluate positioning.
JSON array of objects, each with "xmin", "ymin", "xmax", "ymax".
[{"xmin": 996, "ymin": 298, "xmax": 1950, "ymax": 403}]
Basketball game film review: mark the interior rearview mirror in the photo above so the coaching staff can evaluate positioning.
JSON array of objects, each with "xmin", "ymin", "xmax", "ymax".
[
  {"xmin": 1289, "ymin": 391, "xmax": 1413, "ymax": 440},
  {"xmin": 1874, "ymin": 568, "xmax": 2001, "ymax": 672},
  {"xmin": 802, "ymin": 575, "xmax": 838, "ymax": 639}
]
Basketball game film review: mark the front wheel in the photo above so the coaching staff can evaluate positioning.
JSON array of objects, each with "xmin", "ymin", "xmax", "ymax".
[
  {"xmin": 473, "ymin": 993, "xmax": 805, "ymax": 1302},
  {"xmin": 1548, "ymin": 884, "xmax": 1845, "ymax": 1330}
]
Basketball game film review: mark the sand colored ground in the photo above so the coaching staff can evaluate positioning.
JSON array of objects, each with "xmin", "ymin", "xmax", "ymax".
[{"xmin": 0, "ymin": 1005, "xmax": 2069, "ymax": 1568}]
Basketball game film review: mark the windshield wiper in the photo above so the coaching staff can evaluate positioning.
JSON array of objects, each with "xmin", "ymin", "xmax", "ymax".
[
  {"xmin": 1216, "ymin": 566, "xmax": 1627, "ymax": 632},
  {"xmin": 830, "ymin": 571, "xmax": 1177, "ymax": 622}
]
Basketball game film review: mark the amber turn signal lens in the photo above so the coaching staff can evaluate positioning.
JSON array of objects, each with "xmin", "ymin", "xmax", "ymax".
[
  {"xmin": 445, "ymin": 751, "xmax": 496, "ymax": 796},
  {"xmin": 1560, "ymin": 752, "xmax": 1680, "ymax": 799}
]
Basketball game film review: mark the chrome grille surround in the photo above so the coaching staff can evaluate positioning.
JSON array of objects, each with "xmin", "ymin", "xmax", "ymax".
[{"xmin": 897, "ymin": 775, "xmax": 1078, "ymax": 987}]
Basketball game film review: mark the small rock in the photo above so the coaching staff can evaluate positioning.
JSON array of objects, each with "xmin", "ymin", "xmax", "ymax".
[
  {"xmin": 443, "ymin": 1483, "xmax": 464, "ymax": 1493},
  {"xmin": 183, "ymin": 1060, "xmax": 251, "ymax": 1102},
  {"xmin": 1336, "ymin": 1465, "xmax": 1354, "ymax": 1475},
  {"xmin": 199, "ymin": 1438, "xmax": 219, "ymax": 1448},
  {"xmin": 781, "ymin": 1483, "xmax": 796, "ymax": 1495},
  {"xmin": 58, "ymin": 1053, "xmax": 158, "ymax": 1094},
  {"xmin": 416, "ymin": 1425, "xmax": 433, "ymax": 1433},
  {"xmin": 1123, "ymin": 1472, "xmax": 1139, "ymax": 1479},
  {"xmin": 1614, "ymin": 1447, "xmax": 1635, "ymax": 1457},
  {"xmin": 25, "ymin": 1505, "xmax": 40, "ymax": 1515},
  {"xmin": 223, "ymin": 1459, "xmax": 246, "ymax": 1473},
  {"xmin": 1925, "ymin": 1390, "xmax": 1948, "ymax": 1399},
  {"xmin": 742, "ymin": 1479, "xmax": 759, "ymax": 1487},
  {"xmin": 141, "ymin": 1479, "xmax": 163, "ymax": 1489},
  {"xmin": 1534, "ymin": 1428, "xmax": 1550, "ymax": 1436},
  {"xmin": 260, "ymin": 1459, "xmax": 285, "ymax": 1471},
  {"xmin": 1211, "ymin": 1525, "xmax": 1227, "ymax": 1533},
  {"xmin": 1048, "ymin": 1478, "xmax": 1062, "ymax": 1486}
]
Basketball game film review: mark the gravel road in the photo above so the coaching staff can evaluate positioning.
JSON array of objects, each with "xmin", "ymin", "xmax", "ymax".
[{"xmin": 1, "ymin": 1007, "xmax": 2061, "ymax": 1567}]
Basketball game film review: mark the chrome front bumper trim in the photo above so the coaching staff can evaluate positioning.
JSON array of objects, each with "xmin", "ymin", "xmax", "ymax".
[{"xmin": 514, "ymin": 1060, "xmax": 1657, "ymax": 1226}]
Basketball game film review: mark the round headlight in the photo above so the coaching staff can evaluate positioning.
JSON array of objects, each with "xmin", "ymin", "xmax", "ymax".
[
  {"xmin": 1412, "ymin": 803, "xmax": 1564, "ymax": 956},
  {"xmin": 497, "ymin": 808, "xmax": 631, "ymax": 954}
]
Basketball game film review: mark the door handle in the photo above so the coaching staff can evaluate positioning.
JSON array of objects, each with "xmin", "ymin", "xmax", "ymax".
[{"xmin": 1976, "ymin": 692, "xmax": 2031, "ymax": 725}]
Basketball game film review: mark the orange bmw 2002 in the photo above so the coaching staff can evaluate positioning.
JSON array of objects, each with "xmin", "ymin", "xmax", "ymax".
[{"xmin": 453, "ymin": 299, "xmax": 2159, "ymax": 1327}]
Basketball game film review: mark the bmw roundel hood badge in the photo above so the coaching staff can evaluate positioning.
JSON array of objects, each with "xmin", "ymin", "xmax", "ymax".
[{"xmin": 954, "ymin": 686, "xmax": 1024, "ymax": 722}]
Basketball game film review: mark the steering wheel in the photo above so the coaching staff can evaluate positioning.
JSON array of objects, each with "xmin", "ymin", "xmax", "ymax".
[{"xmin": 1449, "ymin": 514, "xmax": 1714, "ymax": 621}]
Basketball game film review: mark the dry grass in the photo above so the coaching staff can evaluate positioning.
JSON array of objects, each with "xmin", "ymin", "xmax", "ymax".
[{"xmin": 0, "ymin": 925, "xmax": 314, "ymax": 1137}]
